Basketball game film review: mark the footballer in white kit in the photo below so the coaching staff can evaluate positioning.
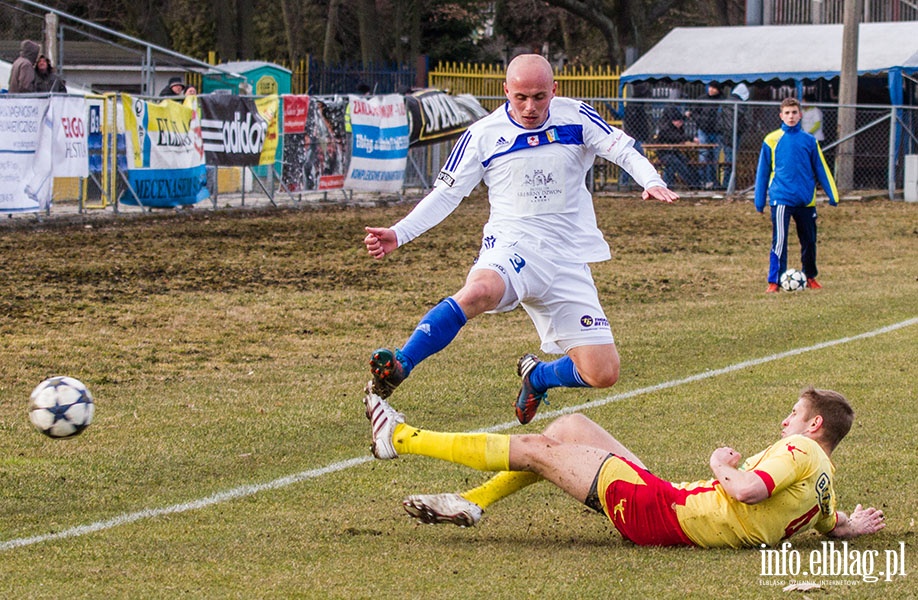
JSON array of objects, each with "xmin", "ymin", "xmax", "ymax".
[{"xmin": 364, "ymin": 54, "xmax": 676, "ymax": 424}]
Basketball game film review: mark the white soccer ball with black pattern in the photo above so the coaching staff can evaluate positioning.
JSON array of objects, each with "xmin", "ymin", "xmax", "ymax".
[
  {"xmin": 780, "ymin": 269, "xmax": 807, "ymax": 292},
  {"xmin": 28, "ymin": 376, "xmax": 95, "ymax": 439}
]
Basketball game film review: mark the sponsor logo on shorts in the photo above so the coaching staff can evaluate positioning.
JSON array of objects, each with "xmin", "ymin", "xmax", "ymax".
[
  {"xmin": 509, "ymin": 253, "xmax": 526, "ymax": 273},
  {"xmin": 437, "ymin": 171, "xmax": 456, "ymax": 187},
  {"xmin": 482, "ymin": 235, "xmax": 496, "ymax": 250},
  {"xmin": 488, "ymin": 262, "xmax": 508, "ymax": 276},
  {"xmin": 580, "ymin": 315, "xmax": 610, "ymax": 329},
  {"xmin": 613, "ymin": 498, "xmax": 627, "ymax": 522}
]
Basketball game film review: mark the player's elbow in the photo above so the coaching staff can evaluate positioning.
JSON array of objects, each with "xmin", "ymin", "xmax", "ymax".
[{"xmin": 731, "ymin": 482, "xmax": 769, "ymax": 505}]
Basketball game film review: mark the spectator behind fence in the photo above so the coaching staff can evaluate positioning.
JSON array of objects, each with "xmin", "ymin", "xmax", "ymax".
[
  {"xmin": 654, "ymin": 106, "xmax": 699, "ymax": 189},
  {"xmin": 801, "ymin": 93, "xmax": 825, "ymax": 142},
  {"xmin": 692, "ymin": 81, "xmax": 724, "ymax": 189},
  {"xmin": 619, "ymin": 82, "xmax": 653, "ymax": 186},
  {"xmin": 622, "ymin": 82, "xmax": 652, "ymax": 146},
  {"xmin": 8, "ymin": 39, "xmax": 41, "ymax": 93},
  {"xmin": 160, "ymin": 76, "xmax": 187, "ymax": 97},
  {"xmin": 32, "ymin": 55, "xmax": 67, "ymax": 93},
  {"xmin": 717, "ymin": 82, "xmax": 750, "ymax": 189}
]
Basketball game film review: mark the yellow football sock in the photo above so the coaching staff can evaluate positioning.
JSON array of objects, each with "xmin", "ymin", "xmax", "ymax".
[
  {"xmin": 393, "ymin": 424, "xmax": 510, "ymax": 472},
  {"xmin": 461, "ymin": 471, "xmax": 542, "ymax": 509}
]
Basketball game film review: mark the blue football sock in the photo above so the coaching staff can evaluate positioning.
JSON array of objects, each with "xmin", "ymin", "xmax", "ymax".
[
  {"xmin": 528, "ymin": 355, "xmax": 589, "ymax": 392},
  {"xmin": 399, "ymin": 297, "xmax": 467, "ymax": 376}
]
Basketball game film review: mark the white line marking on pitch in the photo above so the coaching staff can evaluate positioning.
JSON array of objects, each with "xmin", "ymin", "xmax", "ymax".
[{"xmin": 2, "ymin": 317, "xmax": 915, "ymax": 551}]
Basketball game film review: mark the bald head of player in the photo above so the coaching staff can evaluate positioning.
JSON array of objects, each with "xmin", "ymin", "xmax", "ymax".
[{"xmin": 503, "ymin": 54, "xmax": 557, "ymax": 130}]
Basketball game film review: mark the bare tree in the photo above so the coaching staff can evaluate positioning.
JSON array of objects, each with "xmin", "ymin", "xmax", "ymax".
[
  {"xmin": 238, "ymin": 0, "xmax": 255, "ymax": 60},
  {"xmin": 391, "ymin": 0, "xmax": 422, "ymax": 64},
  {"xmin": 356, "ymin": 0, "xmax": 381, "ymax": 65},
  {"xmin": 281, "ymin": 0, "xmax": 303, "ymax": 63},
  {"xmin": 538, "ymin": 0, "xmax": 743, "ymax": 64},
  {"xmin": 213, "ymin": 0, "xmax": 237, "ymax": 60},
  {"xmin": 323, "ymin": 0, "xmax": 343, "ymax": 63}
]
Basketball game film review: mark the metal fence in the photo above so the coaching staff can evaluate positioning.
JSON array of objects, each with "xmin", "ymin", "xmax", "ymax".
[
  {"xmin": 303, "ymin": 58, "xmax": 417, "ymax": 95},
  {"xmin": 429, "ymin": 62, "xmax": 622, "ymax": 121},
  {"xmin": 37, "ymin": 94, "xmax": 918, "ymax": 221},
  {"xmin": 597, "ymin": 98, "xmax": 918, "ymax": 197}
]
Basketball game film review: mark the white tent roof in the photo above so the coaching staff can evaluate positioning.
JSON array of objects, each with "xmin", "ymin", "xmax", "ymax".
[{"xmin": 621, "ymin": 22, "xmax": 918, "ymax": 83}]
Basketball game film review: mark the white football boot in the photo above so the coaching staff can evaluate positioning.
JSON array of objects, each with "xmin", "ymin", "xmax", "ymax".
[
  {"xmin": 363, "ymin": 382, "xmax": 403, "ymax": 460},
  {"xmin": 403, "ymin": 493, "xmax": 483, "ymax": 527}
]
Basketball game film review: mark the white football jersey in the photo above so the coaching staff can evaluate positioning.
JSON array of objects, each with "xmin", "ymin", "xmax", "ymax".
[{"xmin": 392, "ymin": 97, "xmax": 666, "ymax": 263}]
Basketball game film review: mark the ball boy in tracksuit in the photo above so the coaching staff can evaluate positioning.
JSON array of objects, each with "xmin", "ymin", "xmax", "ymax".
[{"xmin": 755, "ymin": 97, "xmax": 838, "ymax": 293}]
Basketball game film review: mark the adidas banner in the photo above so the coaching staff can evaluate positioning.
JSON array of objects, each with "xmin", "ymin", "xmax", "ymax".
[{"xmin": 199, "ymin": 94, "xmax": 279, "ymax": 167}]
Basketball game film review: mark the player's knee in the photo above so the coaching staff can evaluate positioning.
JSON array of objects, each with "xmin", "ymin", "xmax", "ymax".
[
  {"xmin": 454, "ymin": 278, "xmax": 503, "ymax": 316},
  {"xmin": 570, "ymin": 345, "xmax": 620, "ymax": 389},
  {"xmin": 510, "ymin": 433, "xmax": 556, "ymax": 471},
  {"xmin": 579, "ymin": 362, "xmax": 619, "ymax": 389},
  {"xmin": 543, "ymin": 413, "xmax": 595, "ymax": 440}
]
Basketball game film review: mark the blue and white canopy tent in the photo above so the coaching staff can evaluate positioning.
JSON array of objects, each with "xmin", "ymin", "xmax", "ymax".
[{"xmin": 620, "ymin": 22, "xmax": 918, "ymax": 106}]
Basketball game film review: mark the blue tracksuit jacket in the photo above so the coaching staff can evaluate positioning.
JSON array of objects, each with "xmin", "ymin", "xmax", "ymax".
[{"xmin": 754, "ymin": 122, "xmax": 838, "ymax": 211}]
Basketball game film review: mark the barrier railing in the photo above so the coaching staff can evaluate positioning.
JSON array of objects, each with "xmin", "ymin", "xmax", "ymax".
[{"xmin": 6, "ymin": 94, "xmax": 917, "ymax": 222}]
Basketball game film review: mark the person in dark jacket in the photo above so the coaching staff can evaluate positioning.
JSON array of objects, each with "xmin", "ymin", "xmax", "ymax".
[
  {"xmin": 693, "ymin": 81, "xmax": 724, "ymax": 188},
  {"xmin": 7, "ymin": 39, "xmax": 40, "ymax": 93},
  {"xmin": 619, "ymin": 82, "xmax": 653, "ymax": 187},
  {"xmin": 654, "ymin": 106, "xmax": 698, "ymax": 188},
  {"xmin": 32, "ymin": 55, "xmax": 67, "ymax": 93},
  {"xmin": 717, "ymin": 83, "xmax": 750, "ymax": 190},
  {"xmin": 159, "ymin": 76, "xmax": 187, "ymax": 97}
]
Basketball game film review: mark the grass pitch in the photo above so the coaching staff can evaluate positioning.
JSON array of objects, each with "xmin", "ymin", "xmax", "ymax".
[{"xmin": 0, "ymin": 193, "xmax": 916, "ymax": 598}]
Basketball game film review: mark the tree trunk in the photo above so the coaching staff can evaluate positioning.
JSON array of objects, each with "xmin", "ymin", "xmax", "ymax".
[
  {"xmin": 356, "ymin": 0, "xmax": 380, "ymax": 66},
  {"xmin": 237, "ymin": 0, "xmax": 255, "ymax": 59},
  {"xmin": 323, "ymin": 0, "xmax": 342, "ymax": 63},
  {"xmin": 214, "ymin": 0, "xmax": 237, "ymax": 60},
  {"xmin": 544, "ymin": 0, "xmax": 623, "ymax": 63},
  {"xmin": 281, "ymin": 0, "xmax": 301, "ymax": 63}
]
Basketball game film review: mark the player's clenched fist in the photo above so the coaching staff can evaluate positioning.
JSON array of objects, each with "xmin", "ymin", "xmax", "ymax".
[{"xmin": 364, "ymin": 226, "xmax": 398, "ymax": 259}]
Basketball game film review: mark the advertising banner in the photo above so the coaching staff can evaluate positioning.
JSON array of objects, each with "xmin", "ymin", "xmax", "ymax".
[
  {"xmin": 199, "ymin": 94, "xmax": 279, "ymax": 167},
  {"xmin": 404, "ymin": 89, "xmax": 489, "ymax": 146},
  {"xmin": 0, "ymin": 96, "xmax": 89, "ymax": 213},
  {"xmin": 121, "ymin": 94, "xmax": 207, "ymax": 207},
  {"xmin": 344, "ymin": 94, "xmax": 409, "ymax": 193},
  {"xmin": 282, "ymin": 95, "xmax": 347, "ymax": 191}
]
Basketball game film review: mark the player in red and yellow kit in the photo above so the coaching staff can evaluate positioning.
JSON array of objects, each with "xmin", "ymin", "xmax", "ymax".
[{"xmin": 363, "ymin": 386, "xmax": 885, "ymax": 547}]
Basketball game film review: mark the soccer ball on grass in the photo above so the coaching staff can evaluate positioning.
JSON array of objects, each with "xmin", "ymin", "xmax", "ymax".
[
  {"xmin": 779, "ymin": 269, "xmax": 807, "ymax": 292},
  {"xmin": 28, "ymin": 376, "xmax": 95, "ymax": 439}
]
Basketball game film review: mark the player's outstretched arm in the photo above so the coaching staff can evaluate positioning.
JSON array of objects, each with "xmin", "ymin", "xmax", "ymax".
[
  {"xmin": 826, "ymin": 504, "xmax": 886, "ymax": 539},
  {"xmin": 642, "ymin": 185, "xmax": 679, "ymax": 204},
  {"xmin": 364, "ymin": 226, "xmax": 398, "ymax": 259}
]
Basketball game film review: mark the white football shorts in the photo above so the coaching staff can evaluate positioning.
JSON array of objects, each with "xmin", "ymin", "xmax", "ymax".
[{"xmin": 469, "ymin": 242, "xmax": 614, "ymax": 354}]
